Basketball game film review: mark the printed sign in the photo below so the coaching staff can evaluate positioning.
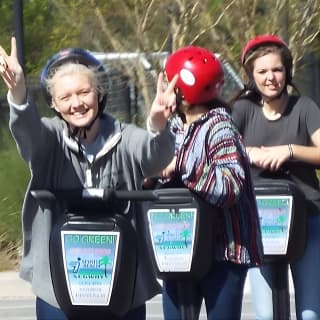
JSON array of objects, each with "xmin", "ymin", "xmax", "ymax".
[
  {"xmin": 256, "ymin": 195, "xmax": 293, "ymax": 255},
  {"xmin": 61, "ymin": 230, "xmax": 120, "ymax": 305},
  {"xmin": 147, "ymin": 208, "xmax": 197, "ymax": 272}
]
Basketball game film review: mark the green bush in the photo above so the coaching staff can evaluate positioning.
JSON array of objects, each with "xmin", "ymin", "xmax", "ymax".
[
  {"xmin": 0, "ymin": 148, "xmax": 28, "ymax": 242},
  {"xmin": 0, "ymin": 105, "xmax": 29, "ymax": 270}
]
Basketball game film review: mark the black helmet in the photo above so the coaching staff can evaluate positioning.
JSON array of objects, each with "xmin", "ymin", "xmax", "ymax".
[{"xmin": 40, "ymin": 48, "xmax": 108, "ymax": 115}]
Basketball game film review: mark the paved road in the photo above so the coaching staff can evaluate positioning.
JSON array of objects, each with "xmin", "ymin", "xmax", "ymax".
[
  {"xmin": 0, "ymin": 295, "xmax": 297, "ymax": 320},
  {"xmin": 0, "ymin": 271, "xmax": 296, "ymax": 320}
]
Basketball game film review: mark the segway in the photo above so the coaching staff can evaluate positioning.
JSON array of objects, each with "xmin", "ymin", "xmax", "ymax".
[
  {"xmin": 254, "ymin": 179, "xmax": 307, "ymax": 320},
  {"xmin": 142, "ymin": 178, "xmax": 306, "ymax": 320},
  {"xmin": 142, "ymin": 179, "xmax": 216, "ymax": 320},
  {"xmin": 31, "ymin": 188, "xmax": 159, "ymax": 320}
]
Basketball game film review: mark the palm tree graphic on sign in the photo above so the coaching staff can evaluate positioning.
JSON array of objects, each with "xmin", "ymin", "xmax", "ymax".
[
  {"xmin": 277, "ymin": 212, "xmax": 286, "ymax": 232},
  {"xmin": 100, "ymin": 256, "xmax": 112, "ymax": 278},
  {"xmin": 181, "ymin": 229, "xmax": 191, "ymax": 248}
]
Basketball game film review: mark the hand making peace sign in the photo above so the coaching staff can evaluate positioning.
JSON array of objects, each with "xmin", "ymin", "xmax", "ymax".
[
  {"xmin": 149, "ymin": 71, "xmax": 179, "ymax": 131},
  {"xmin": 0, "ymin": 36, "xmax": 27, "ymax": 105}
]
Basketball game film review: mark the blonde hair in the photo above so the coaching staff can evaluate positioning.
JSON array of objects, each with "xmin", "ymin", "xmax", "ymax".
[{"xmin": 45, "ymin": 63, "xmax": 107, "ymax": 105}]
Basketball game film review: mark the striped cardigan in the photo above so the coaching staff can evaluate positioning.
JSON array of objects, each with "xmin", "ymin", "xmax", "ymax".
[{"xmin": 171, "ymin": 107, "xmax": 262, "ymax": 266}]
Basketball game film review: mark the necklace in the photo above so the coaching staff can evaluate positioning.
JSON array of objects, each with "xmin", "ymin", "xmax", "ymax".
[{"xmin": 261, "ymin": 95, "xmax": 288, "ymax": 120}]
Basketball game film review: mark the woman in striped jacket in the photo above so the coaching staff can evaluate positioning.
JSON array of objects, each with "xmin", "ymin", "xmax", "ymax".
[{"xmin": 160, "ymin": 46, "xmax": 263, "ymax": 320}]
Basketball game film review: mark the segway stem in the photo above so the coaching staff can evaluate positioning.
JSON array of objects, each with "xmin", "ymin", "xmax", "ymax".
[
  {"xmin": 177, "ymin": 281, "xmax": 198, "ymax": 320},
  {"xmin": 272, "ymin": 262, "xmax": 290, "ymax": 320}
]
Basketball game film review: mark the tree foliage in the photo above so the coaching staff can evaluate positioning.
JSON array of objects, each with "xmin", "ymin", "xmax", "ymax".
[
  {"xmin": 0, "ymin": 0, "xmax": 319, "ymax": 99},
  {"xmin": 49, "ymin": 0, "xmax": 320, "ymax": 104}
]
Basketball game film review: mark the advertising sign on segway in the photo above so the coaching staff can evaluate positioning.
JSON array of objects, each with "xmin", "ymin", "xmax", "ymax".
[
  {"xmin": 31, "ymin": 188, "xmax": 158, "ymax": 320},
  {"xmin": 143, "ymin": 187, "xmax": 215, "ymax": 281}
]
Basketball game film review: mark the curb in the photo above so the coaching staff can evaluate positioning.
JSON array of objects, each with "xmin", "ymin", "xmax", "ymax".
[{"xmin": 0, "ymin": 271, "xmax": 34, "ymax": 298}]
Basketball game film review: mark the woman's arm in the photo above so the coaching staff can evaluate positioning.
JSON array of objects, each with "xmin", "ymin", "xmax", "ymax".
[
  {"xmin": 246, "ymin": 128, "xmax": 320, "ymax": 171},
  {"xmin": 289, "ymin": 128, "xmax": 320, "ymax": 165}
]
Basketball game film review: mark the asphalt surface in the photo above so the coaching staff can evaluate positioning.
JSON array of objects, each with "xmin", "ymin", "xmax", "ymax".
[{"xmin": 0, "ymin": 271, "xmax": 296, "ymax": 320}]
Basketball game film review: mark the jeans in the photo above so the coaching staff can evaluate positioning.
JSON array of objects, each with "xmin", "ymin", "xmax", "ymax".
[
  {"xmin": 36, "ymin": 298, "xmax": 68, "ymax": 320},
  {"xmin": 162, "ymin": 261, "xmax": 248, "ymax": 320},
  {"xmin": 249, "ymin": 214, "xmax": 320, "ymax": 320},
  {"xmin": 36, "ymin": 297, "xmax": 146, "ymax": 320}
]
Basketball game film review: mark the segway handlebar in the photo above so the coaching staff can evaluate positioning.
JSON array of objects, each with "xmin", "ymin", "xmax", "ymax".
[{"xmin": 30, "ymin": 188, "xmax": 160, "ymax": 202}]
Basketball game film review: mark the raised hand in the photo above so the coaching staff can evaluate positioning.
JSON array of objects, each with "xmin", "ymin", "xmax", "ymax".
[
  {"xmin": 149, "ymin": 72, "xmax": 179, "ymax": 131},
  {"xmin": 0, "ymin": 36, "xmax": 26, "ymax": 104}
]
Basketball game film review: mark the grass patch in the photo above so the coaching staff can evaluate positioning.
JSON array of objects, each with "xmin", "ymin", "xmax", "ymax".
[
  {"xmin": 0, "ymin": 149, "xmax": 28, "ymax": 242},
  {"xmin": 0, "ymin": 112, "xmax": 29, "ymax": 270},
  {"xmin": 0, "ymin": 234, "xmax": 21, "ymax": 271}
]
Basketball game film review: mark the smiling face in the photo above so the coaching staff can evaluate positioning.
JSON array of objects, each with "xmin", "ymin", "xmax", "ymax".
[
  {"xmin": 50, "ymin": 65, "xmax": 99, "ymax": 128},
  {"xmin": 251, "ymin": 51, "xmax": 287, "ymax": 101}
]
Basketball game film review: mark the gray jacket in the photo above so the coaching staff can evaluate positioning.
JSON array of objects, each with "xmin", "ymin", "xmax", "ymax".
[{"xmin": 8, "ymin": 98, "xmax": 175, "ymax": 309}]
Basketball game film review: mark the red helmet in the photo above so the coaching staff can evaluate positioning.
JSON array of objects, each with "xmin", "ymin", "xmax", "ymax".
[
  {"xmin": 165, "ymin": 46, "xmax": 224, "ymax": 105},
  {"xmin": 241, "ymin": 34, "xmax": 288, "ymax": 64}
]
